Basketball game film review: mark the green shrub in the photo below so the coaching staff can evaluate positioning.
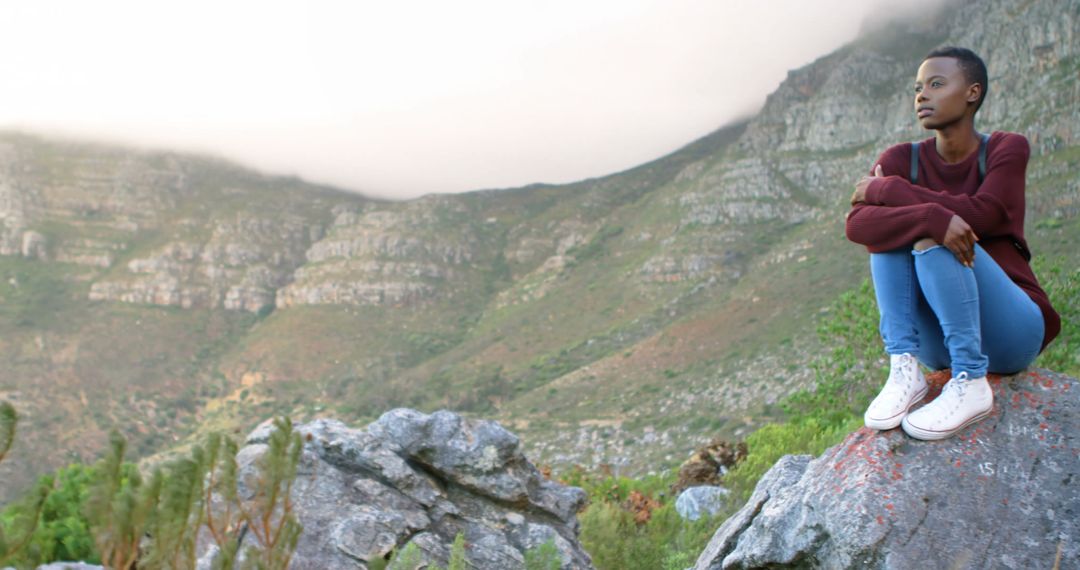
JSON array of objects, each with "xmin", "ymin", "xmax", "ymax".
[
  {"xmin": 0, "ymin": 402, "xmax": 14, "ymax": 464},
  {"xmin": 0, "ymin": 411, "xmax": 302, "ymax": 570},
  {"xmin": 384, "ymin": 541, "xmax": 423, "ymax": 569},
  {"xmin": 524, "ymin": 537, "xmax": 561, "ymax": 570},
  {"xmin": 722, "ymin": 417, "xmax": 861, "ymax": 498},
  {"xmin": 1033, "ymin": 256, "xmax": 1080, "ymax": 377},
  {"xmin": 578, "ymin": 498, "xmax": 724, "ymax": 570},
  {"xmin": 1, "ymin": 464, "xmax": 98, "ymax": 567},
  {"xmin": 0, "ymin": 402, "xmax": 54, "ymax": 568},
  {"xmin": 378, "ymin": 531, "xmax": 578, "ymax": 570},
  {"xmin": 447, "ymin": 532, "xmax": 467, "ymax": 570},
  {"xmin": 564, "ymin": 465, "xmax": 732, "ymax": 570}
]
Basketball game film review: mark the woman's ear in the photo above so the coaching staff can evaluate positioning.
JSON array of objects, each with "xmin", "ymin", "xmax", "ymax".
[{"xmin": 966, "ymin": 82, "xmax": 982, "ymax": 105}]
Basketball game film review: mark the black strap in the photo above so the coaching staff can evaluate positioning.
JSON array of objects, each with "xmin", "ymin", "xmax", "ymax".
[
  {"xmin": 977, "ymin": 132, "xmax": 989, "ymax": 182},
  {"xmin": 910, "ymin": 141, "xmax": 920, "ymax": 184}
]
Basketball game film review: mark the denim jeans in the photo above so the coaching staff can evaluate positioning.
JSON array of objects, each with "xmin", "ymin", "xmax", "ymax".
[{"xmin": 869, "ymin": 243, "xmax": 1044, "ymax": 378}]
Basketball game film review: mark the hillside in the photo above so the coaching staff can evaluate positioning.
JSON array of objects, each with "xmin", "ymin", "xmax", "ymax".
[{"xmin": 2, "ymin": 0, "xmax": 1078, "ymax": 505}]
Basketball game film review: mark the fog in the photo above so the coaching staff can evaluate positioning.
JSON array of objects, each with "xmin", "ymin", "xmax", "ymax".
[{"xmin": 0, "ymin": 0, "xmax": 948, "ymax": 199}]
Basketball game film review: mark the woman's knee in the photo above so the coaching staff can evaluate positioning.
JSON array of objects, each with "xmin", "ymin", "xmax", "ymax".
[{"xmin": 913, "ymin": 238, "xmax": 939, "ymax": 251}]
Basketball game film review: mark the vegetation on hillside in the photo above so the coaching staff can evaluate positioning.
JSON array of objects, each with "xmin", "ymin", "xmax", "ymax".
[{"xmin": 0, "ymin": 410, "xmax": 303, "ymax": 569}]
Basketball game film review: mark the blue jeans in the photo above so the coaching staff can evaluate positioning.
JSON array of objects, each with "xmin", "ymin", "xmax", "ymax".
[{"xmin": 869, "ymin": 243, "xmax": 1044, "ymax": 378}]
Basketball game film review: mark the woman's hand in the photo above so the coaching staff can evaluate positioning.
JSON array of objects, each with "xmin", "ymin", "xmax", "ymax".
[
  {"xmin": 943, "ymin": 215, "xmax": 978, "ymax": 267},
  {"xmin": 851, "ymin": 164, "xmax": 884, "ymax": 205}
]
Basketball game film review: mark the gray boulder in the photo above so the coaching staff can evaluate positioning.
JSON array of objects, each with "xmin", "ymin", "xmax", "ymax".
[
  {"xmin": 199, "ymin": 408, "xmax": 593, "ymax": 569},
  {"xmin": 695, "ymin": 368, "xmax": 1079, "ymax": 569},
  {"xmin": 675, "ymin": 486, "xmax": 730, "ymax": 521}
]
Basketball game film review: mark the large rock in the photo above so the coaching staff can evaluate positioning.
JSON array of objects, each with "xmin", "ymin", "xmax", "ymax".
[
  {"xmin": 695, "ymin": 369, "xmax": 1080, "ymax": 569},
  {"xmin": 198, "ymin": 409, "xmax": 593, "ymax": 569}
]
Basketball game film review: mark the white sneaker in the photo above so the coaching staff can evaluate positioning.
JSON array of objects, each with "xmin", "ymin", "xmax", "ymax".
[
  {"xmin": 901, "ymin": 372, "xmax": 993, "ymax": 440},
  {"xmin": 864, "ymin": 353, "xmax": 928, "ymax": 430}
]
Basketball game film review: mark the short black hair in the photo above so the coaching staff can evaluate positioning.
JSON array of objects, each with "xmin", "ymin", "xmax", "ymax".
[{"xmin": 923, "ymin": 46, "xmax": 989, "ymax": 113}]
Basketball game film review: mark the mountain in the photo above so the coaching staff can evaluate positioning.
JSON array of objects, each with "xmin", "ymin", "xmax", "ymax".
[{"xmin": 2, "ymin": 0, "xmax": 1078, "ymax": 505}]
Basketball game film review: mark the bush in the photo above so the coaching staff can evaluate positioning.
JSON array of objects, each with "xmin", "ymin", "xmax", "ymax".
[
  {"xmin": 0, "ymin": 402, "xmax": 54, "ymax": 568},
  {"xmin": 562, "ymin": 466, "xmax": 731, "ymax": 570},
  {"xmin": 0, "ymin": 410, "xmax": 302, "ymax": 570},
  {"xmin": 524, "ymin": 538, "xmax": 561, "ymax": 570},
  {"xmin": 1, "ymin": 464, "xmax": 98, "ymax": 566},
  {"xmin": 1033, "ymin": 256, "xmax": 1080, "ymax": 377}
]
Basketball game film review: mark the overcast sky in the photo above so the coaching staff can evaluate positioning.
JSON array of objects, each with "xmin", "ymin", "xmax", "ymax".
[{"xmin": 0, "ymin": 0, "xmax": 943, "ymax": 199}]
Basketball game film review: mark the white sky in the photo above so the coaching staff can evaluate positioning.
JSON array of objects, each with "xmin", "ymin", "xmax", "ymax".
[{"xmin": 0, "ymin": 0, "xmax": 942, "ymax": 199}]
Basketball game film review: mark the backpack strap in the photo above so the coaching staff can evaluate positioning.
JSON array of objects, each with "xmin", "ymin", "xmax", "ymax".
[
  {"xmin": 910, "ymin": 132, "xmax": 990, "ymax": 185},
  {"xmin": 977, "ymin": 131, "xmax": 989, "ymax": 184},
  {"xmin": 972, "ymin": 132, "xmax": 1031, "ymax": 261},
  {"xmin": 909, "ymin": 141, "xmax": 920, "ymax": 184}
]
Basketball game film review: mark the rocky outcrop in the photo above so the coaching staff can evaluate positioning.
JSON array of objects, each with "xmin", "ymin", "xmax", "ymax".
[
  {"xmin": 0, "ymin": 142, "xmax": 35, "ymax": 258},
  {"xmin": 276, "ymin": 198, "xmax": 483, "ymax": 308},
  {"xmin": 197, "ymin": 409, "xmax": 593, "ymax": 569},
  {"xmin": 694, "ymin": 369, "xmax": 1079, "ymax": 570},
  {"xmin": 678, "ymin": 158, "xmax": 815, "ymax": 226},
  {"xmin": 89, "ymin": 213, "xmax": 322, "ymax": 312},
  {"xmin": 0, "ymin": 137, "xmax": 188, "ymax": 262}
]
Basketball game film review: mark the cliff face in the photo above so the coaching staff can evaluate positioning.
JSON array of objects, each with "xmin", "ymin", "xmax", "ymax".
[
  {"xmin": 0, "ymin": 136, "xmax": 341, "ymax": 313},
  {"xmin": 1, "ymin": 0, "xmax": 1078, "ymax": 505}
]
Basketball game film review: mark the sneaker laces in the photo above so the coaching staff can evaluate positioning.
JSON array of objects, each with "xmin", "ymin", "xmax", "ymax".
[
  {"xmin": 885, "ymin": 354, "xmax": 918, "ymax": 393},
  {"xmin": 947, "ymin": 371, "xmax": 970, "ymax": 392},
  {"xmin": 937, "ymin": 372, "xmax": 971, "ymax": 416}
]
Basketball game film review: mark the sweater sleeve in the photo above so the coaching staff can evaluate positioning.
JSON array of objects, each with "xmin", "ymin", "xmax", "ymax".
[
  {"xmin": 862, "ymin": 133, "xmax": 1029, "ymax": 239},
  {"xmin": 846, "ymin": 202, "xmax": 956, "ymax": 251},
  {"xmin": 844, "ymin": 143, "xmax": 956, "ymax": 250}
]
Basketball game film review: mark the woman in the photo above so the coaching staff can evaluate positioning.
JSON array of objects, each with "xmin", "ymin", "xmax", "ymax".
[{"xmin": 845, "ymin": 46, "xmax": 1060, "ymax": 440}]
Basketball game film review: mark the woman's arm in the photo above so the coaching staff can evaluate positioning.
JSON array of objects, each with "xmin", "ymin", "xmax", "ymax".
[
  {"xmin": 845, "ymin": 143, "xmax": 951, "ymax": 250},
  {"xmin": 862, "ymin": 134, "xmax": 1030, "ymax": 238},
  {"xmin": 845, "ymin": 202, "xmax": 955, "ymax": 251}
]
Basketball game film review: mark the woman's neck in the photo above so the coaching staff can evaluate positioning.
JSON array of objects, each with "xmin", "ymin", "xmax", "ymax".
[{"xmin": 934, "ymin": 119, "xmax": 981, "ymax": 164}]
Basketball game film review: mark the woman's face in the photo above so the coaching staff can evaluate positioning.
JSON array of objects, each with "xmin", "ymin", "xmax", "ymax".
[{"xmin": 914, "ymin": 57, "xmax": 981, "ymax": 129}]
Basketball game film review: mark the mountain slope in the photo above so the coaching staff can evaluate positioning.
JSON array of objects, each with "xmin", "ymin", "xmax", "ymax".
[{"xmin": 1, "ymin": 0, "xmax": 1078, "ymax": 504}]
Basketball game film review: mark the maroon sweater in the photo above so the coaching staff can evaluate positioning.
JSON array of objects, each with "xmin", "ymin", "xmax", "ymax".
[{"xmin": 845, "ymin": 130, "xmax": 1060, "ymax": 352}]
